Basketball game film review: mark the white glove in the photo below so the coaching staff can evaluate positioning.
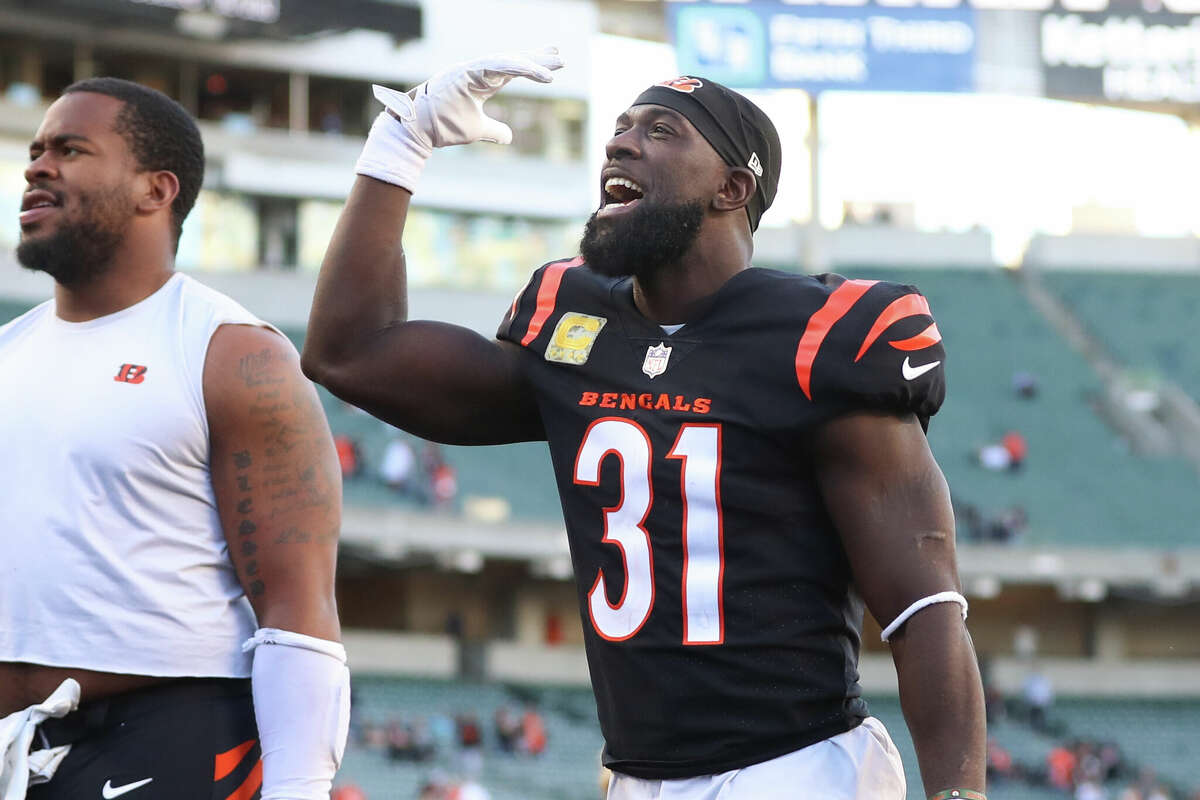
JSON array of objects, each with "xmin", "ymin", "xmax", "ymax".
[{"xmin": 355, "ymin": 47, "xmax": 564, "ymax": 192}]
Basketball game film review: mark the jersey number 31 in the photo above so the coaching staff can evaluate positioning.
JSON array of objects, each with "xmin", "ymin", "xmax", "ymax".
[{"xmin": 574, "ymin": 417, "xmax": 723, "ymax": 645}]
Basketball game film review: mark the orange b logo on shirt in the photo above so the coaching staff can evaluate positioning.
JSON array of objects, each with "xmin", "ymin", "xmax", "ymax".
[{"xmin": 114, "ymin": 364, "xmax": 148, "ymax": 384}]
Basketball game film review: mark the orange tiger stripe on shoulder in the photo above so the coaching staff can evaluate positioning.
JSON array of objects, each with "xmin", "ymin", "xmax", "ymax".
[
  {"xmin": 795, "ymin": 279, "xmax": 877, "ymax": 400},
  {"xmin": 854, "ymin": 292, "xmax": 936, "ymax": 362},
  {"xmin": 520, "ymin": 256, "xmax": 584, "ymax": 347}
]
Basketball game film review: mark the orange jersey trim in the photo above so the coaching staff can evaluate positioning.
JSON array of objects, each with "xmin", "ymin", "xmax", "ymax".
[
  {"xmin": 854, "ymin": 292, "xmax": 932, "ymax": 362},
  {"xmin": 794, "ymin": 279, "xmax": 877, "ymax": 400},
  {"xmin": 214, "ymin": 739, "xmax": 256, "ymax": 782},
  {"xmin": 889, "ymin": 321, "xmax": 942, "ymax": 352},
  {"xmin": 520, "ymin": 256, "xmax": 584, "ymax": 347}
]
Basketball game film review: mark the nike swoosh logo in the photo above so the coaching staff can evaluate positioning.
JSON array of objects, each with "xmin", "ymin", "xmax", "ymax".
[
  {"xmin": 102, "ymin": 778, "xmax": 154, "ymax": 799},
  {"xmin": 902, "ymin": 356, "xmax": 941, "ymax": 381}
]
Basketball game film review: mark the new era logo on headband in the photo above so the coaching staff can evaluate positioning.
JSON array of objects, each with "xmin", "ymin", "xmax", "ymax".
[
  {"xmin": 747, "ymin": 152, "xmax": 763, "ymax": 177},
  {"xmin": 658, "ymin": 77, "xmax": 703, "ymax": 93}
]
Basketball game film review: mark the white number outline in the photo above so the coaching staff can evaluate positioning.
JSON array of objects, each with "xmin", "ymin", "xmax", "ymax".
[
  {"xmin": 574, "ymin": 417, "xmax": 656, "ymax": 642},
  {"xmin": 667, "ymin": 423, "xmax": 725, "ymax": 645},
  {"xmin": 573, "ymin": 417, "xmax": 725, "ymax": 646}
]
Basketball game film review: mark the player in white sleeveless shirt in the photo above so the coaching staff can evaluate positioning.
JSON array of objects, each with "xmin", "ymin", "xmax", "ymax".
[{"xmin": 0, "ymin": 79, "xmax": 347, "ymax": 800}]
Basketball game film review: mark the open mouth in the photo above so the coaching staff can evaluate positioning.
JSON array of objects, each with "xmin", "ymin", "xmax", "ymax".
[
  {"xmin": 19, "ymin": 190, "xmax": 62, "ymax": 226},
  {"xmin": 599, "ymin": 177, "xmax": 644, "ymax": 216}
]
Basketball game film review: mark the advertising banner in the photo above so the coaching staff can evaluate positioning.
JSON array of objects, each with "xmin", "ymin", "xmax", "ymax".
[
  {"xmin": 669, "ymin": 1, "xmax": 977, "ymax": 93},
  {"xmin": 1042, "ymin": 5, "xmax": 1200, "ymax": 104}
]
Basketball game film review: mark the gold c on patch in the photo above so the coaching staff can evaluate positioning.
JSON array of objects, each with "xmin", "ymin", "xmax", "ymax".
[{"xmin": 546, "ymin": 313, "xmax": 607, "ymax": 365}]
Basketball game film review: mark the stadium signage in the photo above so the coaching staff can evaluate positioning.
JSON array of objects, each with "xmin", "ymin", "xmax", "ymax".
[
  {"xmin": 669, "ymin": 1, "xmax": 977, "ymax": 93},
  {"xmin": 1041, "ymin": 10, "xmax": 1200, "ymax": 102},
  {"xmin": 128, "ymin": 0, "xmax": 279, "ymax": 23}
]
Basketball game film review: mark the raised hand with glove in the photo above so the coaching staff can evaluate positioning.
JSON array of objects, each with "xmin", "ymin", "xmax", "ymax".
[{"xmin": 355, "ymin": 47, "xmax": 565, "ymax": 193}]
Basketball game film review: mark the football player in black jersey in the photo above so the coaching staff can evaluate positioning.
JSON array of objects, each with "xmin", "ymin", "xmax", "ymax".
[{"xmin": 304, "ymin": 50, "xmax": 986, "ymax": 800}]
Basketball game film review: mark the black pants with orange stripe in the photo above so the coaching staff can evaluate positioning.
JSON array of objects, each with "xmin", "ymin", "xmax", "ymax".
[{"xmin": 29, "ymin": 678, "xmax": 262, "ymax": 800}]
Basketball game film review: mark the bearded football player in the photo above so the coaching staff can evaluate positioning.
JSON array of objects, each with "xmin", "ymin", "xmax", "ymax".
[{"xmin": 303, "ymin": 49, "xmax": 986, "ymax": 800}]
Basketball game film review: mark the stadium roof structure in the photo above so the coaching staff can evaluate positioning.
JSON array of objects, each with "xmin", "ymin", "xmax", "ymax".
[{"xmin": 0, "ymin": 0, "xmax": 422, "ymax": 42}]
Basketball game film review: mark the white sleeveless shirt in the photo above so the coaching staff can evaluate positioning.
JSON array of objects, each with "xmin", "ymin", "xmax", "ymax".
[{"xmin": 0, "ymin": 273, "xmax": 283, "ymax": 678}]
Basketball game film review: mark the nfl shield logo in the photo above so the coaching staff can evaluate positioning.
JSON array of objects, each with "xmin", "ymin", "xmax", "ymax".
[{"xmin": 642, "ymin": 342, "xmax": 672, "ymax": 379}]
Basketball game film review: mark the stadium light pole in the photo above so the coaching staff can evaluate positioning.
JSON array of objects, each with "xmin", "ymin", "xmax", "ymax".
[{"xmin": 804, "ymin": 90, "xmax": 827, "ymax": 273}]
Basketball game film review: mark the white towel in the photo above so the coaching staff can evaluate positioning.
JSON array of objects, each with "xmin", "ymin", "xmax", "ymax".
[{"xmin": 0, "ymin": 679, "xmax": 80, "ymax": 800}]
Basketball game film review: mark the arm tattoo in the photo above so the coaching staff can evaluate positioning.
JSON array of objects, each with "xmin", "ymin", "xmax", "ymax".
[
  {"xmin": 232, "ymin": 446, "xmax": 266, "ymax": 598},
  {"xmin": 224, "ymin": 343, "xmax": 339, "ymax": 605}
]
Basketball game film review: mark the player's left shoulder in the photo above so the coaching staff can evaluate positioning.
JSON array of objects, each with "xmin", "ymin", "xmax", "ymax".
[{"xmin": 799, "ymin": 274, "xmax": 946, "ymax": 421}]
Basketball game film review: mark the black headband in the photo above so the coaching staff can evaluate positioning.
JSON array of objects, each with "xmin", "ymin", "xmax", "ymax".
[{"xmin": 633, "ymin": 77, "xmax": 781, "ymax": 232}]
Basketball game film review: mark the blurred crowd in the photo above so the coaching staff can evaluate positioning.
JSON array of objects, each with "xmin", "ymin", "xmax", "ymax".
[
  {"xmin": 334, "ymin": 429, "xmax": 459, "ymax": 510},
  {"xmin": 983, "ymin": 672, "xmax": 1199, "ymax": 800},
  {"xmin": 333, "ymin": 699, "xmax": 549, "ymax": 800}
]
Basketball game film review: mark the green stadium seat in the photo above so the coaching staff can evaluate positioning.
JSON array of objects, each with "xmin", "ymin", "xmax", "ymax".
[{"xmin": 1044, "ymin": 271, "xmax": 1200, "ymax": 401}]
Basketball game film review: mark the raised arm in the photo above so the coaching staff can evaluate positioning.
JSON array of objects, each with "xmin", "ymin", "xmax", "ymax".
[
  {"xmin": 814, "ymin": 410, "xmax": 986, "ymax": 799},
  {"xmin": 302, "ymin": 50, "xmax": 563, "ymax": 445}
]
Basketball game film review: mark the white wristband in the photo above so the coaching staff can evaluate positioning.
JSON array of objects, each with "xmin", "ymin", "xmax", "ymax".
[
  {"xmin": 244, "ymin": 629, "xmax": 350, "ymax": 800},
  {"xmin": 354, "ymin": 109, "xmax": 432, "ymax": 193},
  {"xmin": 880, "ymin": 591, "xmax": 968, "ymax": 642}
]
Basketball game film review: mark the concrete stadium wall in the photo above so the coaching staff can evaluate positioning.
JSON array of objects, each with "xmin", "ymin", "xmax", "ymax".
[{"xmin": 1025, "ymin": 233, "xmax": 1200, "ymax": 272}]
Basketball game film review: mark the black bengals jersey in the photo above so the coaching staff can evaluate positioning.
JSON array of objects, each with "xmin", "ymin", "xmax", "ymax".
[{"xmin": 496, "ymin": 259, "xmax": 946, "ymax": 779}]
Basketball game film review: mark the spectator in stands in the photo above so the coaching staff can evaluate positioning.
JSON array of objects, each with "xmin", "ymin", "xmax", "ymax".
[
  {"xmin": 387, "ymin": 717, "xmax": 415, "ymax": 760},
  {"xmin": 1002, "ymin": 430, "xmax": 1028, "ymax": 470},
  {"xmin": 417, "ymin": 771, "xmax": 451, "ymax": 800},
  {"xmin": 457, "ymin": 713, "xmax": 484, "ymax": 776},
  {"xmin": 334, "ymin": 432, "xmax": 364, "ymax": 479},
  {"xmin": 986, "ymin": 737, "xmax": 1015, "ymax": 782},
  {"xmin": 429, "ymin": 710, "xmax": 457, "ymax": 753},
  {"xmin": 380, "ymin": 435, "xmax": 417, "ymax": 495},
  {"xmin": 986, "ymin": 505, "xmax": 1029, "ymax": 543},
  {"xmin": 978, "ymin": 440, "xmax": 1013, "ymax": 471},
  {"xmin": 1024, "ymin": 666, "xmax": 1055, "ymax": 732},
  {"xmin": 1075, "ymin": 741, "xmax": 1108, "ymax": 798},
  {"xmin": 431, "ymin": 461, "xmax": 459, "ymax": 511},
  {"xmin": 958, "ymin": 502, "xmax": 986, "ymax": 542},
  {"xmin": 455, "ymin": 777, "xmax": 492, "ymax": 800},
  {"xmin": 520, "ymin": 702, "xmax": 548, "ymax": 756},
  {"xmin": 1013, "ymin": 370, "xmax": 1039, "ymax": 399},
  {"xmin": 493, "ymin": 706, "xmax": 520, "ymax": 754},
  {"xmin": 1097, "ymin": 741, "xmax": 1122, "ymax": 782},
  {"xmin": 1119, "ymin": 769, "xmax": 1171, "ymax": 800},
  {"xmin": 420, "ymin": 442, "xmax": 458, "ymax": 510},
  {"xmin": 319, "ymin": 103, "xmax": 345, "ymax": 135},
  {"xmin": 975, "ymin": 431, "xmax": 1028, "ymax": 473},
  {"xmin": 544, "ymin": 612, "xmax": 565, "ymax": 646},
  {"xmin": 1047, "ymin": 742, "xmax": 1078, "ymax": 790},
  {"xmin": 332, "ymin": 784, "xmax": 368, "ymax": 800},
  {"xmin": 412, "ymin": 716, "xmax": 437, "ymax": 762}
]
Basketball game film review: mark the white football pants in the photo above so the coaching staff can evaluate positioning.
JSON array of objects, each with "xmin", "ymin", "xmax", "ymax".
[{"xmin": 606, "ymin": 717, "xmax": 906, "ymax": 800}]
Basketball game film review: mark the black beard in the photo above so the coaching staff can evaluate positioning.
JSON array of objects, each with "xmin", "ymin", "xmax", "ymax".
[
  {"xmin": 579, "ymin": 199, "xmax": 704, "ymax": 282},
  {"xmin": 16, "ymin": 190, "xmax": 130, "ymax": 289}
]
